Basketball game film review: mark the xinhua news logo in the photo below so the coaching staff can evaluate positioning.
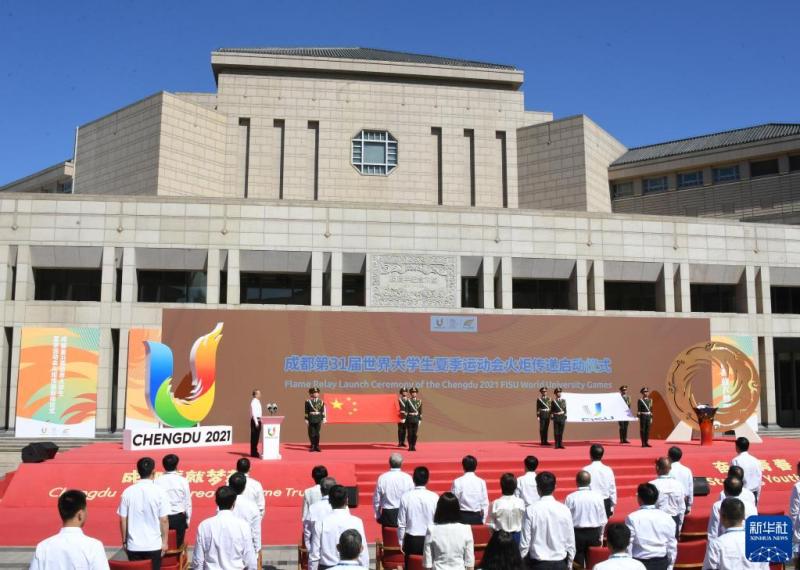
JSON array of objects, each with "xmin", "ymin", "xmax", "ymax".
[{"xmin": 746, "ymin": 515, "xmax": 792, "ymax": 563}]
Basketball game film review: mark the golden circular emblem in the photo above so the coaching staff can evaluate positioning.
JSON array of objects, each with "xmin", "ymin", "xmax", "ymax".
[{"xmin": 665, "ymin": 341, "xmax": 760, "ymax": 431}]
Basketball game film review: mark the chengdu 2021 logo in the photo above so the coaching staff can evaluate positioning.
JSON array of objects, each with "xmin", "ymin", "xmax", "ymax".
[{"xmin": 145, "ymin": 323, "xmax": 223, "ymax": 428}]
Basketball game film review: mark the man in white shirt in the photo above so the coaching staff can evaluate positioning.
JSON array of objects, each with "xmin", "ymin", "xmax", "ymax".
[
  {"xmin": 516, "ymin": 455, "xmax": 540, "ymax": 507},
  {"xmin": 228, "ymin": 472, "xmax": 262, "ymax": 561},
  {"xmin": 593, "ymin": 523, "xmax": 646, "ymax": 570},
  {"xmin": 30, "ymin": 489, "xmax": 109, "ymax": 570},
  {"xmin": 329, "ymin": 529, "xmax": 369, "ymax": 570},
  {"xmin": 192, "ymin": 486, "xmax": 258, "ymax": 570},
  {"xmin": 520, "ymin": 471, "xmax": 576, "ymax": 568},
  {"xmin": 373, "ymin": 453, "xmax": 414, "ymax": 527},
  {"xmin": 155, "ymin": 453, "xmax": 191, "ymax": 547},
  {"xmin": 397, "ymin": 466, "xmax": 438, "ymax": 564},
  {"xmin": 708, "ymin": 477, "xmax": 758, "ymax": 539},
  {"xmin": 625, "ymin": 483, "xmax": 676, "ymax": 570},
  {"xmin": 565, "ymin": 470, "xmax": 607, "ymax": 568},
  {"xmin": 790, "ymin": 461, "xmax": 800, "ymax": 569},
  {"xmin": 451, "ymin": 454, "xmax": 489, "ymax": 524},
  {"xmin": 309, "ymin": 485, "xmax": 369, "ymax": 570},
  {"xmin": 703, "ymin": 498, "xmax": 769, "ymax": 570},
  {"xmin": 731, "ymin": 437, "xmax": 763, "ymax": 504},
  {"xmin": 719, "ymin": 466, "xmax": 757, "ymax": 505},
  {"xmin": 250, "ymin": 389, "xmax": 263, "ymax": 458},
  {"xmin": 666, "ymin": 447, "xmax": 693, "ymax": 517},
  {"xmin": 118, "ymin": 457, "xmax": 170, "ymax": 570},
  {"xmin": 303, "ymin": 465, "xmax": 329, "ymax": 520},
  {"xmin": 236, "ymin": 458, "xmax": 265, "ymax": 519},
  {"xmin": 304, "ymin": 477, "xmax": 336, "ymax": 549},
  {"xmin": 650, "ymin": 457, "xmax": 686, "ymax": 537},
  {"xmin": 583, "ymin": 444, "xmax": 617, "ymax": 517}
]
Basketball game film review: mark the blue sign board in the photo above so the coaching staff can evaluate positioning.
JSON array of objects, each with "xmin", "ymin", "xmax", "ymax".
[{"xmin": 746, "ymin": 515, "xmax": 792, "ymax": 563}]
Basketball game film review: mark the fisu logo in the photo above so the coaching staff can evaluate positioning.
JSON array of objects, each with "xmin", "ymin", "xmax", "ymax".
[{"xmin": 145, "ymin": 323, "xmax": 223, "ymax": 428}]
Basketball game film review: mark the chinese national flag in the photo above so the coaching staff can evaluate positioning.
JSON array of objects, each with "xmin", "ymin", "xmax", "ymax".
[{"xmin": 323, "ymin": 393, "xmax": 401, "ymax": 424}]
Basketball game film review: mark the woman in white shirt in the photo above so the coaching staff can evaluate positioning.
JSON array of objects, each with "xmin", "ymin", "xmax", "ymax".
[
  {"xmin": 423, "ymin": 492, "xmax": 475, "ymax": 570},
  {"xmin": 488, "ymin": 473, "xmax": 526, "ymax": 543}
]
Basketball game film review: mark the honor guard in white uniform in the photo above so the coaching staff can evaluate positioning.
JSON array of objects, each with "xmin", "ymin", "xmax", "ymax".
[
  {"xmin": 192, "ymin": 486, "xmax": 258, "ymax": 570},
  {"xmin": 515, "ymin": 455, "xmax": 540, "ymax": 507},
  {"xmin": 666, "ymin": 447, "xmax": 693, "ymax": 516},
  {"xmin": 30, "ymin": 489, "xmax": 109, "ymax": 570},
  {"xmin": 583, "ymin": 444, "xmax": 617, "ymax": 518},
  {"xmin": 649, "ymin": 457, "xmax": 686, "ymax": 537},
  {"xmin": 451, "ymin": 455, "xmax": 489, "ymax": 525},
  {"xmin": 373, "ymin": 453, "xmax": 414, "ymax": 527},
  {"xmin": 565, "ymin": 470, "xmax": 608, "ymax": 568},
  {"xmin": 519, "ymin": 471, "xmax": 576, "ymax": 568},
  {"xmin": 236, "ymin": 458, "xmax": 265, "ymax": 519},
  {"xmin": 592, "ymin": 523, "xmax": 646, "ymax": 570},
  {"xmin": 155, "ymin": 454, "xmax": 192, "ymax": 548},
  {"xmin": 625, "ymin": 483, "xmax": 677, "ymax": 570},
  {"xmin": 302, "ymin": 465, "xmax": 329, "ymax": 520},
  {"xmin": 397, "ymin": 467, "xmax": 439, "ymax": 565},
  {"xmin": 703, "ymin": 498, "xmax": 769, "ymax": 570},
  {"xmin": 731, "ymin": 436, "xmax": 763, "ymax": 504},
  {"xmin": 708, "ymin": 477, "xmax": 758, "ymax": 539}
]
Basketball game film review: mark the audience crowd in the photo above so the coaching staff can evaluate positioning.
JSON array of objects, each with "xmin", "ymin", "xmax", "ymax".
[{"xmin": 30, "ymin": 436, "xmax": 798, "ymax": 570}]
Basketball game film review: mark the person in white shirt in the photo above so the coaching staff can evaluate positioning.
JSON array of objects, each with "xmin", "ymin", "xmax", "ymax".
[
  {"xmin": 488, "ymin": 473, "xmax": 526, "ymax": 540},
  {"xmin": 452, "ymin": 455, "xmax": 489, "ymax": 525},
  {"xmin": 192, "ymin": 486, "xmax": 257, "ymax": 570},
  {"xmin": 303, "ymin": 465, "xmax": 329, "ymax": 520},
  {"xmin": 515, "ymin": 456, "xmax": 540, "ymax": 508},
  {"xmin": 236, "ymin": 458, "xmax": 265, "ymax": 519},
  {"xmin": 423, "ymin": 492, "xmax": 475, "ymax": 570},
  {"xmin": 708, "ymin": 477, "xmax": 758, "ymax": 539},
  {"xmin": 625, "ymin": 483, "xmax": 676, "ymax": 570},
  {"xmin": 309, "ymin": 485, "xmax": 369, "ymax": 570},
  {"xmin": 155, "ymin": 453, "xmax": 191, "ymax": 547},
  {"xmin": 304, "ymin": 477, "xmax": 336, "ymax": 549},
  {"xmin": 592, "ymin": 523, "xmax": 646, "ymax": 570},
  {"xmin": 329, "ymin": 529, "xmax": 369, "ymax": 570},
  {"xmin": 228, "ymin": 473, "xmax": 262, "ymax": 561},
  {"xmin": 790, "ymin": 461, "xmax": 800, "ymax": 570},
  {"xmin": 666, "ymin": 447, "xmax": 693, "ymax": 517},
  {"xmin": 398, "ymin": 466, "xmax": 439, "ymax": 564},
  {"xmin": 583, "ymin": 444, "xmax": 617, "ymax": 517},
  {"xmin": 519, "ymin": 471, "xmax": 576, "ymax": 568},
  {"xmin": 30, "ymin": 489, "xmax": 109, "ymax": 570},
  {"xmin": 118, "ymin": 457, "xmax": 170, "ymax": 570},
  {"xmin": 731, "ymin": 437, "xmax": 763, "ymax": 504},
  {"xmin": 373, "ymin": 453, "xmax": 414, "ymax": 527},
  {"xmin": 649, "ymin": 457, "xmax": 686, "ymax": 537},
  {"xmin": 703, "ymin": 498, "xmax": 769, "ymax": 570},
  {"xmin": 718, "ymin": 466, "xmax": 757, "ymax": 505},
  {"xmin": 565, "ymin": 470, "xmax": 607, "ymax": 568},
  {"xmin": 250, "ymin": 389, "xmax": 263, "ymax": 458}
]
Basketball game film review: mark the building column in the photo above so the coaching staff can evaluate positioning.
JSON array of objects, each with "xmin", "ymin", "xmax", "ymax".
[
  {"xmin": 206, "ymin": 248, "xmax": 220, "ymax": 304},
  {"xmin": 95, "ymin": 328, "xmax": 112, "ymax": 431},
  {"xmin": 677, "ymin": 262, "xmax": 691, "ymax": 312},
  {"xmin": 661, "ymin": 262, "xmax": 676, "ymax": 313},
  {"xmin": 14, "ymin": 245, "xmax": 34, "ymax": 301},
  {"xmin": 481, "ymin": 256, "xmax": 494, "ymax": 309},
  {"xmin": 7, "ymin": 326, "xmax": 21, "ymax": 428},
  {"xmin": 744, "ymin": 265, "xmax": 757, "ymax": 314},
  {"xmin": 759, "ymin": 336, "xmax": 776, "ymax": 426},
  {"xmin": 227, "ymin": 249, "xmax": 240, "ymax": 305},
  {"xmin": 116, "ymin": 327, "xmax": 130, "ymax": 431},
  {"xmin": 331, "ymin": 252, "xmax": 343, "ymax": 307},
  {"xmin": 757, "ymin": 266, "xmax": 772, "ymax": 315},
  {"xmin": 500, "ymin": 256, "xmax": 513, "ymax": 310},
  {"xmin": 120, "ymin": 247, "xmax": 137, "ymax": 304},
  {"xmin": 590, "ymin": 260, "xmax": 605, "ymax": 311},
  {"xmin": 0, "ymin": 245, "xmax": 12, "ymax": 302},
  {"xmin": 574, "ymin": 259, "xmax": 588, "ymax": 311},
  {"xmin": 100, "ymin": 246, "xmax": 115, "ymax": 303},
  {"xmin": 311, "ymin": 251, "xmax": 323, "ymax": 306}
]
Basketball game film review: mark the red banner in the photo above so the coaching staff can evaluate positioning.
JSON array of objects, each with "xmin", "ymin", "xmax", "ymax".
[{"xmin": 323, "ymin": 393, "xmax": 400, "ymax": 423}]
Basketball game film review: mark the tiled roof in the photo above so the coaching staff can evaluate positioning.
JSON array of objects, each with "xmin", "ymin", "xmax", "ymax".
[
  {"xmin": 215, "ymin": 47, "xmax": 516, "ymax": 70},
  {"xmin": 612, "ymin": 123, "xmax": 800, "ymax": 166}
]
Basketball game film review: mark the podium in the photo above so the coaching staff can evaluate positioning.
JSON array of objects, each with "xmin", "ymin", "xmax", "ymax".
[{"xmin": 260, "ymin": 415, "xmax": 284, "ymax": 460}]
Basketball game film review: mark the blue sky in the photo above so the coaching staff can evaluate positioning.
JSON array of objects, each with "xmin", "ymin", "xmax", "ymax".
[{"xmin": 1, "ymin": 0, "xmax": 798, "ymax": 185}]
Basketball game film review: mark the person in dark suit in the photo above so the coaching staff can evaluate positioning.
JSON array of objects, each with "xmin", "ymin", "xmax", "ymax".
[
  {"xmin": 551, "ymin": 388, "xmax": 567, "ymax": 449},
  {"xmin": 304, "ymin": 388, "xmax": 326, "ymax": 452},
  {"xmin": 397, "ymin": 387, "xmax": 409, "ymax": 447},
  {"xmin": 405, "ymin": 387, "xmax": 422, "ymax": 451},
  {"xmin": 638, "ymin": 387, "xmax": 653, "ymax": 448},
  {"xmin": 536, "ymin": 387, "xmax": 552, "ymax": 446},
  {"xmin": 618, "ymin": 385, "xmax": 631, "ymax": 444}
]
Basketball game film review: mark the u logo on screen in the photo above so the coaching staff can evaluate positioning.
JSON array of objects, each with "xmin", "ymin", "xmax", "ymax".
[{"xmin": 145, "ymin": 323, "xmax": 223, "ymax": 428}]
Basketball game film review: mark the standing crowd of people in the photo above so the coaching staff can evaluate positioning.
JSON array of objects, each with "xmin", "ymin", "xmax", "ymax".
[{"xmin": 29, "ymin": 436, "xmax": 795, "ymax": 570}]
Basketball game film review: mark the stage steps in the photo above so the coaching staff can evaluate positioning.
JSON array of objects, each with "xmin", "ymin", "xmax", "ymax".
[{"xmin": 0, "ymin": 431, "xmax": 122, "ymax": 453}]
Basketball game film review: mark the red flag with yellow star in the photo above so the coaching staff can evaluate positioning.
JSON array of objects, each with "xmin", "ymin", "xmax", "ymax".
[{"xmin": 323, "ymin": 393, "xmax": 401, "ymax": 423}]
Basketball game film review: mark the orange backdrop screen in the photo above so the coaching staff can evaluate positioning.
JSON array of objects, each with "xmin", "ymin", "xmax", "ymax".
[{"xmin": 161, "ymin": 310, "xmax": 710, "ymax": 443}]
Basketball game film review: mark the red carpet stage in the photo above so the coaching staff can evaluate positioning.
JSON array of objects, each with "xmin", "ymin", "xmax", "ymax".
[{"xmin": 0, "ymin": 437, "xmax": 797, "ymax": 547}]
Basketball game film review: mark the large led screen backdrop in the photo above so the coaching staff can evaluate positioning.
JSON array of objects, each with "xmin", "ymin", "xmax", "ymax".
[{"xmin": 160, "ymin": 310, "xmax": 710, "ymax": 443}]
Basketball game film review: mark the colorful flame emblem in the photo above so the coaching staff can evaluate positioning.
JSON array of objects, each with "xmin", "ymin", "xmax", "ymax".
[{"xmin": 145, "ymin": 323, "xmax": 223, "ymax": 428}]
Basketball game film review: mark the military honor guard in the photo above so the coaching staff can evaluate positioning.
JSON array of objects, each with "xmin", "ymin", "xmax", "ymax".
[
  {"xmin": 618, "ymin": 385, "xmax": 631, "ymax": 444},
  {"xmin": 397, "ymin": 387, "xmax": 409, "ymax": 447},
  {"xmin": 536, "ymin": 387, "xmax": 552, "ymax": 446},
  {"xmin": 637, "ymin": 387, "xmax": 653, "ymax": 448},
  {"xmin": 551, "ymin": 388, "xmax": 567, "ymax": 449},
  {"xmin": 304, "ymin": 388, "xmax": 326, "ymax": 452},
  {"xmin": 405, "ymin": 387, "xmax": 422, "ymax": 451}
]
